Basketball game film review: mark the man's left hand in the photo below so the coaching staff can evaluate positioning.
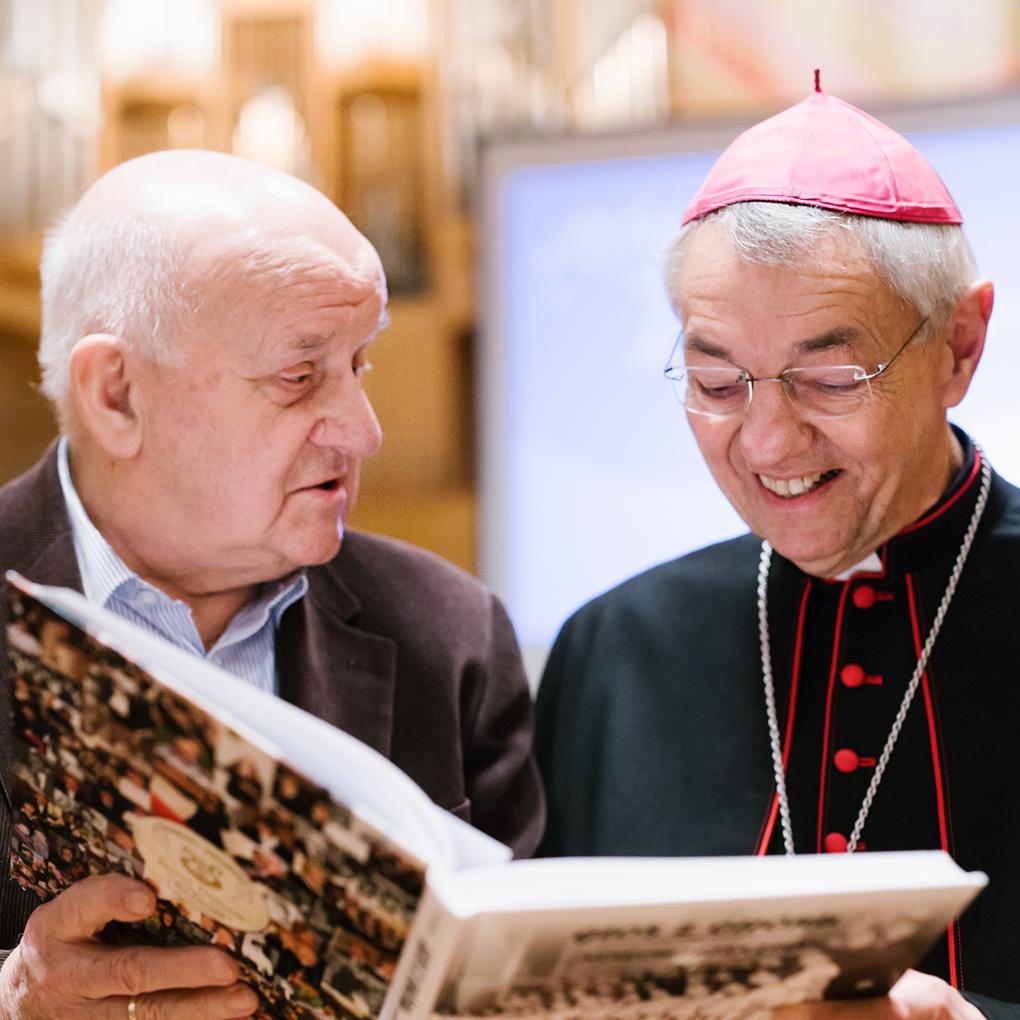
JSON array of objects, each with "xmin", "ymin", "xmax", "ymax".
[{"xmin": 775, "ymin": 970, "xmax": 985, "ymax": 1020}]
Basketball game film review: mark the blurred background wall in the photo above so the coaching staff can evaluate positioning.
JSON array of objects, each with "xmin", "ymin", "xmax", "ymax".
[{"xmin": 1, "ymin": 0, "xmax": 1019, "ymax": 576}]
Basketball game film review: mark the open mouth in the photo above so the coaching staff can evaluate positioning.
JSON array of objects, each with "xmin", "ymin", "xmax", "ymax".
[
  {"xmin": 759, "ymin": 468, "xmax": 840, "ymax": 499},
  {"xmin": 294, "ymin": 477, "xmax": 344, "ymax": 497}
]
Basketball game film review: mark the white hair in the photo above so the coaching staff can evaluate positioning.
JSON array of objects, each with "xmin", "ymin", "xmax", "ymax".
[
  {"xmin": 39, "ymin": 209, "xmax": 194, "ymax": 417},
  {"xmin": 38, "ymin": 208, "xmax": 387, "ymax": 424},
  {"xmin": 664, "ymin": 201, "xmax": 976, "ymax": 332}
]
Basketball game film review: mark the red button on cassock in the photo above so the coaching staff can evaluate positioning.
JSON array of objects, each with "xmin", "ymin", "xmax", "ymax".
[
  {"xmin": 852, "ymin": 585, "xmax": 877, "ymax": 609},
  {"xmin": 834, "ymin": 748, "xmax": 860, "ymax": 773},
  {"xmin": 840, "ymin": 664, "xmax": 865, "ymax": 688},
  {"xmin": 824, "ymin": 832, "xmax": 848, "ymax": 853}
]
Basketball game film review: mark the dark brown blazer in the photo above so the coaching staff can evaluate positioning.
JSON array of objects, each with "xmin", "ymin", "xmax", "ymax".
[{"xmin": 0, "ymin": 445, "xmax": 544, "ymax": 950}]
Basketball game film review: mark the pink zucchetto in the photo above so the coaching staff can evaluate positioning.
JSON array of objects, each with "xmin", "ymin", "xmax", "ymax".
[{"xmin": 682, "ymin": 72, "xmax": 962, "ymax": 226}]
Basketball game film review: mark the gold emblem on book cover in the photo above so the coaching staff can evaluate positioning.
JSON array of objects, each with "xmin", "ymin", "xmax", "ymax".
[{"xmin": 132, "ymin": 817, "xmax": 269, "ymax": 931}]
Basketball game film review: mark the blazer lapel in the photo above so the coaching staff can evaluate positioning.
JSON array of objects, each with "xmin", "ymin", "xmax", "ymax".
[{"xmin": 275, "ymin": 569, "xmax": 397, "ymax": 759}]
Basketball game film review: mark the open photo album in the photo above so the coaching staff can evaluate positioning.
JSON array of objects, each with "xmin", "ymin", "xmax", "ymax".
[{"xmin": 4, "ymin": 573, "xmax": 986, "ymax": 1020}]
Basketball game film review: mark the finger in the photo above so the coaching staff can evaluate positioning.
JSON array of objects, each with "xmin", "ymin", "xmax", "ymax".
[
  {"xmin": 114, "ymin": 983, "xmax": 260, "ymax": 1019},
  {"xmin": 80, "ymin": 943, "xmax": 241, "ymax": 1000},
  {"xmin": 34, "ymin": 874, "xmax": 156, "ymax": 942},
  {"xmin": 889, "ymin": 969, "xmax": 985, "ymax": 1020}
]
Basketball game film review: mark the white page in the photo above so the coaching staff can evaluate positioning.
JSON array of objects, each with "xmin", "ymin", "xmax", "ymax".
[{"xmin": 431, "ymin": 851, "xmax": 986, "ymax": 916}]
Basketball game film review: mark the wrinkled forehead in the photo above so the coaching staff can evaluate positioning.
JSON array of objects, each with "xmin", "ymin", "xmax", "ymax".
[
  {"xmin": 167, "ymin": 226, "xmax": 387, "ymax": 367},
  {"xmin": 675, "ymin": 216, "xmax": 882, "ymax": 310},
  {"xmin": 188, "ymin": 227, "xmax": 385, "ymax": 309},
  {"xmin": 673, "ymin": 220, "xmax": 912, "ymax": 357}
]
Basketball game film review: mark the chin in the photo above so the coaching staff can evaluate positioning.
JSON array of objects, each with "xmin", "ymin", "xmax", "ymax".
[
  {"xmin": 291, "ymin": 530, "xmax": 344, "ymax": 569},
  {"xmin": 762, "ymin": 532, "xmax": 851, "ymax": 576},
  {"xmin": 780, "ymin": 547, "xmax": 857, "ymax": 579}
]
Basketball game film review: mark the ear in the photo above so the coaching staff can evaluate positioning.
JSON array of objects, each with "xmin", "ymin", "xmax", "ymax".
[
  {"xmin": 68, "ymin": 335, "xmax": 143, "ymax": 458},
  {"xmin": 941, "ymin": 280, "xmax": 993, "ymax": 409}
]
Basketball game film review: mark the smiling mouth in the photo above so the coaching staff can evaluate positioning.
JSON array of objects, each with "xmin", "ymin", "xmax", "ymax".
[{"xmin": 759, "ymin": 469, "xmax": 840, "ymax": 499}]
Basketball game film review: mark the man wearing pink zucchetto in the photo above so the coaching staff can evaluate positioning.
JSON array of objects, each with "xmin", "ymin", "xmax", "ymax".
[{"xmin": 537, "ymin": 74, "xmax": 1020, "ymax": 1017}]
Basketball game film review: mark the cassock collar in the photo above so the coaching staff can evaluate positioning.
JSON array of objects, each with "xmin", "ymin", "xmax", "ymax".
[{"xmin": 882, "ymin": 426, "xmax": 983, "ymax": 577}]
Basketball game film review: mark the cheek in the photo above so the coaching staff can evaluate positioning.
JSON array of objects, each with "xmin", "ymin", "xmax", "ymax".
[
  {"xmin": 822, "ymin": 416, "xmax": 904, "ymax": 505},
  {"xmin": 150, "ymin": 383, "xmax": 231, "ymax": 466},
  {"xmin": 166, "ymin": 420, "xmax": 291, "ymax": 515}
]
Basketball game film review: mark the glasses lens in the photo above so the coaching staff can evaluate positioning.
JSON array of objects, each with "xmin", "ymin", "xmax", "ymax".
[
  {"xmin": 784, "ymin": 366, "xmax": 870, "ymax": 418},
  {"xmin": 682, "ymin": 367, "xmax": 750, "ymax": 417}
]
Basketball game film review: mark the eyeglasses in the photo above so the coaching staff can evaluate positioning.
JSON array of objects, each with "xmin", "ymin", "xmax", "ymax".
[{"xmin": 663, "ymin": 318, "xmax": 928, "ymax": 420}]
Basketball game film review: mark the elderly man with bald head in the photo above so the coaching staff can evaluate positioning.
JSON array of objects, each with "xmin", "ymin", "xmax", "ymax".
[{"xmin": 0, "ymin": 151, "xmax": 542, "ymax": 1018}]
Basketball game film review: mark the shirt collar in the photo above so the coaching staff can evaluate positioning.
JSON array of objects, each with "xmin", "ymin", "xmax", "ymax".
[
  {"xmin": 222, "ymin": 571, "xmax": 308, "ymax": 651},
  {"xmin": 830, "ymin": 552, "xmax": 883, "ymax": 581},
  {"xmin": 57, "ymin": 436, "xmax": 137, "ymax": 607}
]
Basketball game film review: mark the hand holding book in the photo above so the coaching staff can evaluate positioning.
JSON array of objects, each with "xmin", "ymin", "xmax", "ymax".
[
  {"xmin": 0, "ymin": 872, "xmax": 258, "ymax": 1018},
  {"xmin": 774, "ymin": 969, "xmax": 986, "ymax": 1020}
]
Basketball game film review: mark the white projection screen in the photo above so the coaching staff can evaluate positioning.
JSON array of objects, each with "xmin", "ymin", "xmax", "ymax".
[{"xmin": 477, "ymin": 93, "xmax": 1020, "ymax": 681}]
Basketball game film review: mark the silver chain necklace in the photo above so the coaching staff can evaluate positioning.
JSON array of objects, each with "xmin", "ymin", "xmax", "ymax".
[{"xmin": 758, "ymin": 448, "xmax": 992, "ymax": 855}]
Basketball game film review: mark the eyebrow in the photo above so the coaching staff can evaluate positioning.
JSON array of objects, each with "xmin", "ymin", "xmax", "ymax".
[
  {"xmin": 292, "ymin": 335, "xmax": 327, "ymax": 352},
  {"xmin": 287, "ymin": 307, "xmax": 388, "ymax": 352},
  {"xmin": 276, "ymin": 334, "xmax": 337, "ymax": 359},
  {"xmin": 684, "ymin": 326, "xmax": 863, "ymax": 361},
  {"xmin": 795, "ymin": 327, "xmax": 862, "ymax": 355}
]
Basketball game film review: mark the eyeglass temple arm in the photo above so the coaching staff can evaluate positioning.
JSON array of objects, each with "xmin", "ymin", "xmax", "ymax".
[{"xmin": 860, "ymin": 317, "xmax": 928, "ymax": 382}]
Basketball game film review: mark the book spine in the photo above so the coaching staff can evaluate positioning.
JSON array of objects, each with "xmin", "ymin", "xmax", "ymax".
[{"xmin": 382, "ymin": 888, "xmax": 463, "ymax": 1020}]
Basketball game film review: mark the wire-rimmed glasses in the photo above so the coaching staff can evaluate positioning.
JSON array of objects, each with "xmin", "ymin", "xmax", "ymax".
[{"xmin": 663, "ymin": 318, "xmax": 929, "ymax": 420}]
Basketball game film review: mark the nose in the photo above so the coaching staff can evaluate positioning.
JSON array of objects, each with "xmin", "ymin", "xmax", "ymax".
[
  {"xmin": 737, "ymin": 378, "xmax": 814, "ymax": 468},
  {"xmin": 308, "ymin": 382, "xmax": 383, "ymax": 458}
]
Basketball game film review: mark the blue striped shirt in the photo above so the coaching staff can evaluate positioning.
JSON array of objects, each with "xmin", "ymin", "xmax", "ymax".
[{"xmin": 56, "ymin": 438, "xmax": 307, "ymax": 695}]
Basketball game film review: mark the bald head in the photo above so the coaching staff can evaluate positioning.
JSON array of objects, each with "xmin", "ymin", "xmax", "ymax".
[
  {"xmin": 39, "ymin": 150, "xmax": 385, "ymax": 418},
  {"xmin": 77, "ymin": 150, "xmax": 374, "ymax": 262}
]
